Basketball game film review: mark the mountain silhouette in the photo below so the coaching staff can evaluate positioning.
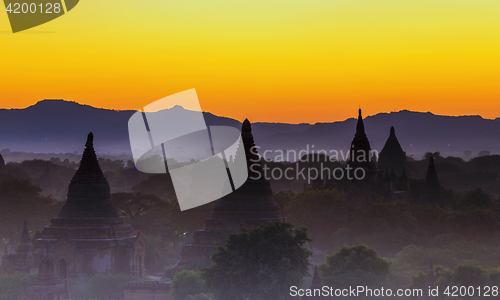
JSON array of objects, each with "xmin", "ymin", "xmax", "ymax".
[{"xmin": 0, "ymin": 100, "xmax": 499, "ymax": 158}]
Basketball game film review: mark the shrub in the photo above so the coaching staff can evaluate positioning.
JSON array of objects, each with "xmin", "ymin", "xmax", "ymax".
[
  {"xmin": 319, "ymin": 244, "xmax": 391, "ymax": 287},
  {"xmin": 0, "ymin": 273, "xmax": 36, "ymax": 300}
]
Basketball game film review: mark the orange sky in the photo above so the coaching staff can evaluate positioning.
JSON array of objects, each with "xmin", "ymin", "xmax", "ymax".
[{"xmin": 0, "ymin": 0, "xmax": 499, "ymax": 123}]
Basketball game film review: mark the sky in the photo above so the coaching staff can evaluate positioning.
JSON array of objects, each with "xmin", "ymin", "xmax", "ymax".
[{"xmin": 0, "ymin": 0, "xmax": 499, "ymax": 124}]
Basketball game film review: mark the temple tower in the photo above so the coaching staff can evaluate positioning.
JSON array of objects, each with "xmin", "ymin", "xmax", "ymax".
[
  {"xmin": 348, "ymin": 109, "xmax": 373, "ymax": 171},
  {"xmin": 180, "ymin": 119, "xmax": 285, "ymax": 264},
  {"xmin": 35, "ymin": 133, "xmax": 146, "ymax": 277},
  {"xmin": 417, "ymin": 157, "xmax": 449, "ymax": 207},
  {"xmin": 378, "ymin": 126, "xmax": 406, "ymax": 176}
]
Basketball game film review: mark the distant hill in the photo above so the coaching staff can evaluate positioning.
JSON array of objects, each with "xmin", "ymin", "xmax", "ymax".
[{"xmin": 0, "ymin": 100, "xmax": 499, "ymax": 159}]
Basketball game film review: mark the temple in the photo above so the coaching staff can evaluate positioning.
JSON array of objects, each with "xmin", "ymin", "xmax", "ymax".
[
  {"xmin": 18, "ymin": 244, "xmax": 72, "ymax": 300},
  {"xmin": 0, "ymin": 220, "xmax": 42, "ymax": 274},
  {"xmin": 378, "ymin": 126, "xmax": 406, "ymax": 176},
  {"xmin": 31, "ymin": 133, "xmax": 146, "ymax": 277},
  {"xmin": 417, "ymin": 157, "xmax": 450, "ymax": 207},
  {"xmin": 180, "ymin": 119, "xmax": 285, "ymax": 264}
]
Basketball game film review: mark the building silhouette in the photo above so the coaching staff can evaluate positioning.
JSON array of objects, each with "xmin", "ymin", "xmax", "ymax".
[
  {"xmin": 417, "ymin": 157, "xmax": 450, "ymax": 207},
  {"xmin": 26, "ymin": 133, "xmax": 146, "ymax": 278},
  {"xmin": 378, "ymin": 126, "xmax": 406, "ymax": 176},
  {"xmin": 180, "ymin": 119, "xmax": 285, "ymax": 264},
  {"xmin": 348, "ymin": 109, "xmax": 374, "ymax": 173}
]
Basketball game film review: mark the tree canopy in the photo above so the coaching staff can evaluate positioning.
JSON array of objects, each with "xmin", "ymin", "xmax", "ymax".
[
  {"xmin": 319, "ymin": 244, "xmax": 391, "ymax": 287},
  {"xmin": 203, "ymin": 221, "xmax": 312, "ymax": 300}
]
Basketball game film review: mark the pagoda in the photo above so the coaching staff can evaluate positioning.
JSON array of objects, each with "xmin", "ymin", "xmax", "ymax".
[
  {"xmin": 417, "ymin": 157, "xmax": 450, "ymax": 207},
  {"xmin": 34, "ymin": 133, "xmax": 146, "ymax": 277},
  {"xmin": 18, "ymin": 243, "xmax": 72, "ymax": 300},
  {"xmin": 0, "ymin": 220, "xmax": 42, "ymax": 274},
  {"xmin": 378, "ymin": 126, "xmax": 406, "ymax": 176},
  {"xmin": 180, "ymin": 119, "xmax": 285, "ymax": 264}
]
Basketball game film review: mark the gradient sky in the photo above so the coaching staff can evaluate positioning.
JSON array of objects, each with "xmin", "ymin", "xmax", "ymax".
[{"xmin": 0, "ymin": 0, "xmax": 499, "ymax": 123}]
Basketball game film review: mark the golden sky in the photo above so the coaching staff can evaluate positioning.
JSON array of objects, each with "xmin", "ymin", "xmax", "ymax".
[{"xmin": 0, "ymin": 0, "xmax": 499, "ymax": 123}]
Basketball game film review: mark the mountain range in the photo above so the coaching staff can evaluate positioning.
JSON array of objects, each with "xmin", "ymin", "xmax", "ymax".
[{"xmin": 0, "ymin": 99, "xmax": 499, "ymax": 159}]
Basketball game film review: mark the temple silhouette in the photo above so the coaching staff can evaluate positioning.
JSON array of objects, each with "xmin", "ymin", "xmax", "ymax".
[
  {"xmin": 180, "ymin": 119, "xmax": 285, "ymax": 264},
  {"xmin": 417, "ymin": 156, "xmax": 450, "ymax": 207},
  {"xmin": 1, "ymin": 133, "xmax": 146, "ymax": 279}
]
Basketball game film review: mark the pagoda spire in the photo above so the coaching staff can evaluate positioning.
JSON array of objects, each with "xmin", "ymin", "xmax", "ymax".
[
  {"xmin": 20, "ymin": 220, "xmax": 30, "ymax": 244},
  {"xmin": 311, "ymin": 265, "xmax": 322, "ymax": 288},
  {"xmin": 58, "ymin": 132, "xmax": 119, "ymax": 218},
  {"xmin": 241, "ymin": 118, "xmax": 260, "ymax": 164},
  {"xmin": 15, "ymin": 220, "xmax": 33, "ymax": 254},
  {"xmin": 70, "ymin": 132, "xmax": 107, "ymax": 185},
  {"xmin": 423, "ymin": 156, "xmax": 442, "ymax": 189},
  {"xmin": 418, "ymin": 156, "xmax": 449, "ymax": 206},
  {"xmin": 355, "ymin": 109, "xmax": 366, "ymax": 137},
  {"xmin": 240, "ymin": 118, "xmax": 262, "ymax": 178}
]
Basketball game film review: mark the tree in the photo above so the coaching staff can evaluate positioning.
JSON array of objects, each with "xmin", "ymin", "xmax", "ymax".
[
  {"xmin": 319, "ymin": 244, "xmax": 390, "ymax": 287},
  {"xmin": 110, "ymin": 192, "xmax": 170, "ymax": 235},
  {"xmin": 203, "ymin": 221, "xmax": 312, "ymax": 300},
  {"xmin": 131, "ymin": 173, "xmax": 176, "ymax": 201},
  {"xmin": 0, "ymin": 178, "xmax": 59, "ymax": 247},
  {"xmin": 171, "ymin": 270, "xmax": 205, "ymax": 300},
  {"xmin": 458, "ymin": 188, "xmax": 497, "ymax": 210},
  {"xmin": 436, "ymin": 263, "xmax": 500, "ymax": 299},
  {"xmin": 478, "ymin": 150, "xmax": 491, "ymax": 157},
  {"xmin": 0, "ymin": 273, "xmax": 36, "ymax": 300}
]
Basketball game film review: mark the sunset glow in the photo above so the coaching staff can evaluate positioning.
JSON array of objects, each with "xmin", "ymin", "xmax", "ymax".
[{"xmin": 1, "ymin": 0, "xmax": 499, "ymax": 123}]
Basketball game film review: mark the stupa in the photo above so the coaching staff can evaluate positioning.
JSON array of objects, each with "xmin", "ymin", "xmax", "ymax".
[
  {"xmin": 34, "ymin": 133, "xmax": 146, "ymax": 277},
  {"xmin": 180, "ymin": 119, "xmax": 285, "ymax": 264},
  {"xmin": 0, "ymin": 220, "xmax": 42, "ymax": 274},
  {"xmin": 417, "ymin": 157, "xmax": 450, "ymax": 207},
  {"xmin": 378, "ymin": 126, "xmax": 406, "ymax": 176},
  {"xmin": 18, "ymin": 243, "xmax": 71, "ymax": 300}
]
